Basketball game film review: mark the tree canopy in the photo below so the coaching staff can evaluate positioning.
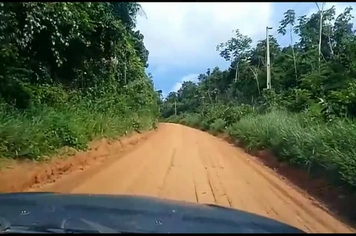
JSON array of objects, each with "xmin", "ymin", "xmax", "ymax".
[
  {"xmin": 0, "ymin": 2, "xmax": 155, "ymax": 110},
  {"xmin": 161, "ymin": 5, "xmax": 356, "ymax": 121}
]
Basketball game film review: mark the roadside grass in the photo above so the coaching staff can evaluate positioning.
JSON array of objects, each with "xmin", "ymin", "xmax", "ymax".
[{"xmin": 0, "ymin": 99, "xmax": 156, "ymax": 161}]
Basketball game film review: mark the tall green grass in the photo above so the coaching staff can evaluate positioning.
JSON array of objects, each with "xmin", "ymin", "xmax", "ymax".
[
  {"xmin": 0, "ymin": 97, "xmax": 157, "ymax": 160},
  {"xmin": 227, "ymin": 110, "xmax": 356, "ymax": 189}
]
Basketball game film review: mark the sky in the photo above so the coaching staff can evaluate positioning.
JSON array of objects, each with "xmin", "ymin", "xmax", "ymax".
[{"xmin": 136, "ymin": 2, "xmax": 356, "ymax": 98}]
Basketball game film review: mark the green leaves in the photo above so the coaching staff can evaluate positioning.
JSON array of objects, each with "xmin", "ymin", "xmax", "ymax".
[
  {"xmin": 0, "ymin": 2, "xmax": 153, "ymax": 108},
  {"xmin": 278, "ymin": 9, "xmax": 296, "ymax": 36},
  {"xmin": 216, "ymin": 29, "xmax": 252, "ymax": 62},
  {"xmin": 0, "ymin": 2, "xmax": 160, "ymax": 159}
]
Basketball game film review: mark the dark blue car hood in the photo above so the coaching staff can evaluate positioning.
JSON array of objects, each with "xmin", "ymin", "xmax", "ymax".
[{"xmin": 0, "ymin": 192, "xmax": 305, "ymax": 233}]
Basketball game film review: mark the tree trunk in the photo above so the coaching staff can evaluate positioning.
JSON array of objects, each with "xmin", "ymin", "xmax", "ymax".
[
  {"xmin": 290, "ymin": 25, "xmax": 298, "ymax": 81},
  {"xmin": 328, "ymin": 34, "xmax": 334, "ymax": 57},
  {"xmin": 249, "ymin": 67, "xmax": 261, "ymax": 95},
  {"xmin": 235, "ymin": 61, "xmax": 239, "ymax": 82},
  {"xmin": 316, "ymin": 2, "xmax": 325, "ymax": 72}
]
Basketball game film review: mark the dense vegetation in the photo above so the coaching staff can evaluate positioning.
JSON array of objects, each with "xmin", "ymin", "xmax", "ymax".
[
  {"xmin": 0, "ymin": 3, "xmax": 159, "ymax": 160},
  {"xmin": 161, "ymin": 5, "xmax": 356, "ymax": 191}
]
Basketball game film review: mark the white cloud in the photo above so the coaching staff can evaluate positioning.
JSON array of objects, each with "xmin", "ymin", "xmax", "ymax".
[
  {"xmin": 172, "ymin": 73, "xmax": 200, "ymax": 92},
  {"xmin": 172, "ymin": 83, "xmax": 182, "ymax": 92},
  {"xmin": 137, "ymin": 3, "xmax": 273, "ymax": 78}
]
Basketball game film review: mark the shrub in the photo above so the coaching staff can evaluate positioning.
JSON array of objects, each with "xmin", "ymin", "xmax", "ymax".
[
  {"xmin": 227, "ymin": 109, "xmax": 356, "ymax": 189},
  {"xmin": 181, "ymin": 113, "xmax": 202, "ymax": 128},
  {"xmin": 0, "ymin": 94, "xmax": 157, "ymax": 160},
  {"xmin": 209, "ymin": 118, "xmax": 226, "ymax": 135}
]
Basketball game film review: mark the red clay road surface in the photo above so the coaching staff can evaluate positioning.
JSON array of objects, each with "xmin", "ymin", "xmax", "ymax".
[{"xmin": 37, "ymin": 123, "xmax": 354, "ymax": 233}]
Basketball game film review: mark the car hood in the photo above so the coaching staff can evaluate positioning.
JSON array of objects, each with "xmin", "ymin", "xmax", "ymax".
[{"xmin": 0, "ymin": 192, "xmax": 304, "ymax": 233}]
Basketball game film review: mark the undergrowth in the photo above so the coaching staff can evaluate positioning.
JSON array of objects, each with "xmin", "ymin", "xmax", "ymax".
[{"xmin": 0, "ymin": 94, "xmax": 157, "ymax": 161}]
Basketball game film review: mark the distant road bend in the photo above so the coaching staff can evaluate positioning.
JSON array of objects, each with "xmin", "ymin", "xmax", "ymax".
[{"xmin": 38, "ymin": 123, "xmax": 354, "ymax": 233}]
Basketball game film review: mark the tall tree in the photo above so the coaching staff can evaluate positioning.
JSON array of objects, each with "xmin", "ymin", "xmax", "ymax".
[
  {"xmin": 278, "ymin": 9, "xmax": 298, "ymax": 81},
  {"xmin": 315, "ymin": 2, "xmax": 325, "ymax": 71},
  {"xmin": 216, "ymin": 29, "xmax": 252, "ymax": 82}
]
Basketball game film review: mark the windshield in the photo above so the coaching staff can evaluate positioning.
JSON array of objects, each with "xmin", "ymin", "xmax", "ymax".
[{"xmin": 0, "ymin": 1, "xmax": 355, "ymax": 234}]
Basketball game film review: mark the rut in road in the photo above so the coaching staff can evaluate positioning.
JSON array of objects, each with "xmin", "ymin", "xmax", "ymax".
[{"xmin": 38, "ymin": 123, "xmax": 354, "ymax": 233}]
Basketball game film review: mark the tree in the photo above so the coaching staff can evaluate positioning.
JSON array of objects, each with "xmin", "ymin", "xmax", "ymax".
[
  {"xmin": 216, "ymin": 29, "xmax": 252, "ymax": 81},
  {"xmin": 161, "ymin": 4, "xmax": 356, "ymax": 120},
  {"xmin": 278, "ymin": 9, "xmax": 298, "ymax": 81},
  {"xmin": 315, "ymin": 2, "xmax": 325, "ymax": 71},
  {"xmin": 0, "ymin": 2, "xmax": 155, "ymax": 108}
]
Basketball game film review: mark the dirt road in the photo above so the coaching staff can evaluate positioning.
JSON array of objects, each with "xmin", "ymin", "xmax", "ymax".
[{"xmin": 38, "ymin": 123, "xmax": 354, "ymax": 233}]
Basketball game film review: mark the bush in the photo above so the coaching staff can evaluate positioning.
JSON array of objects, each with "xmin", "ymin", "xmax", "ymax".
[
  {"xmin": 166, "ymin": 104, "xmax": 256, "ymax": 133},
  {"xmin": 227, "ymin": 109, "xmax": 356, "ymax": 189},
  {"xmin": 181, "ymin": 113, "xmax": 202, "ymax": 128},
  {"xmin": 166, "ymin": 114, "xmax": 184, "ymax": 124},
  {"xmin": 0, "ymin": 93, "xmax": 157, "ymax": 160},
  {"xmin": 209, "ymin": 118, "xmax": 226, "ymax": 135}
]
